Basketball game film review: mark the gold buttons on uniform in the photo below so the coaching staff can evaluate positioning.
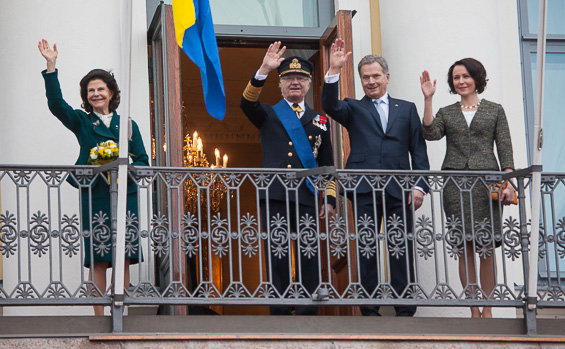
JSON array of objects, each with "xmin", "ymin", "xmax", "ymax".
[
  {"xmin": 289, "ymin": 141, "xmax": 293, "ymax": 146},
  {"xmin": 288, "ymin": 152, "xmax": 293, "ymax": 157},
  {"xmin": 308, "ymin": 136, "xmax": 312, "ymax": 140},
  {"xmin": 287, "ymin": 164, "xmax": 292, "ymax": 168}
]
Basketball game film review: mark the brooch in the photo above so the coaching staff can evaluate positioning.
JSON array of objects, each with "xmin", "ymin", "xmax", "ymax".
[
  {"xmin": 312, "ymin": 115, "xmax": 327, "ymax": 131},
  {"xmin": 93, "ymin": 120, "xmax": 100, "ymax": 126}
]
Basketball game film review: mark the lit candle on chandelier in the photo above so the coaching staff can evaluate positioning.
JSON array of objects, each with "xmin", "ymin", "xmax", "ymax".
[
  {"xmin": 215, "ymin": 148, "xmax": 220, "ymax": 167},
  {"xmin": 196, "ymin": 139, "xmax": 202, "ymax": 161},
  {"xmin": 223, "ymin": 154, "xmax": 228, "ymax": 168},
  {"xmin": 193, "ymin": 131, "xmax": 198, "ymax": 148}
]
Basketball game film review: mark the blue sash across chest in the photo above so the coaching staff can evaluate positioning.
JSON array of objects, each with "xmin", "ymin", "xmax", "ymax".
[{"xmin": 273, "ymin": 100, "xmax": 317, "ymax": 193}]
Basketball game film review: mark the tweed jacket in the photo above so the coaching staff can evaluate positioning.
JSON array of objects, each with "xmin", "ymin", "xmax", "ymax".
[
  {"xmin": 321, "ymin": 80, "xmax": 430, "ymax": 199},
  {"xmin": 42, "ymin": 69, "xmax": 149, "ymax": 194},
  {"xmin": 422, "ymin": 99, "xmax": 514, "ymax": 171},
  {"xmin": 240, "ymin": 76, "xmax": 336, "ymax": 207}
]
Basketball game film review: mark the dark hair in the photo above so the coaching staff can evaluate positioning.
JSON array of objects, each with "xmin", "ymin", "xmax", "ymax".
[
  {"xmin": 447, "ymin": 58, "xmax": 488, "ymax": 94},
  {"xmin": 358, "ymin": 54, "xmax": 389, "ymax": 76},
  {"xmin": 79, "ymin": 69, "xmax": 120, "ymax": 113}
]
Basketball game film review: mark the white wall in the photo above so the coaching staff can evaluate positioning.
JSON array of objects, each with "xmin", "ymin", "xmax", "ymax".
[
  {"xmin": 0, "ymin": 0, "xmax": 151, "ymax": 315},
  {"xmin": 333, "ymin": 0, "xmax": 374, "ymax": 99},
  {"xmin": 335, "ymin": 0, "xmax": 529, "ymax": 317}
]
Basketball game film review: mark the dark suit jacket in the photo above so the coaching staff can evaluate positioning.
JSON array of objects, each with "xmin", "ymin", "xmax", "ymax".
[
  {"xmin": 321, "ymin": 80, "xmax": 430, "ymax": 199},
  {"xmin": 240, "ymin": 76, "xmax": 335, "ymax": 207},
  {"xmin": 42, "ymin": 69, "xmax": 149, "ymax": 195},
  {"xmin": 422, "ymin": 99, "xmax": 514, "ymax": 171}
]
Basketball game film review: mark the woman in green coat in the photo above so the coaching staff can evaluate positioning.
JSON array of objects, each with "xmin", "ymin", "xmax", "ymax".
[
  {"xmin": 38, "ymin": 39, "xmax": 149, "ymax": 315},
  {"xmin": 420, "ymin": 58, "xmax": 515, "ymax": 318}
]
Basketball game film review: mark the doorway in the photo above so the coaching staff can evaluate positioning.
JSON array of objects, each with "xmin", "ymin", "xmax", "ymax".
[{"xmin": 148, "ymin": 3, "xmax": 356, "ymax": 316}]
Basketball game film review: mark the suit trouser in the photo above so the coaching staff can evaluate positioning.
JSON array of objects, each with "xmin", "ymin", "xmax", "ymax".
[
  {"xmin": 260, "ymin": 199, "xmax": 319, "ymax": 315},
  {"xmin": 353, "ymin": 192, "xmax": 416, "ymax": 316}
]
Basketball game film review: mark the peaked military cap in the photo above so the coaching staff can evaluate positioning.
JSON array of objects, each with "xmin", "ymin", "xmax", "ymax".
[{"xmin": 278, "ymin": 56, "xmax": 313, "ymax": 77}]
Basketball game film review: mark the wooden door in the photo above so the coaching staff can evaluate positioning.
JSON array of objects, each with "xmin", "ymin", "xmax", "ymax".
[
  {"xmin": 148, "ymin": 3, "xmax": 187, "ymax": 316},
  {"xmin": 317, "ymin": 10, "xmax": 361, "ymax": 316}
]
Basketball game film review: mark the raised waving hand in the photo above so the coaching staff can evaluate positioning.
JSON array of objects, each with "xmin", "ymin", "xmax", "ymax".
[
  {"xmin": 257, "ymin": 41, "xmax": 286, "ymax": 76},
  {"xmin": 38, "ymin": 39, "xmax": 58, "ymax": 73},
  {"xmin": 328, "ymin": 38, "xmax": 352, "ymax": 75},
  {"xmin": 420, "ymin": 70, "xmax": 436, "ymax": 99}
]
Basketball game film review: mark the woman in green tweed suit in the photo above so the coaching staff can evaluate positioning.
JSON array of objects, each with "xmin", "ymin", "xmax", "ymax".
[
  {"xmin": 38, "ymin": 39, "xmax": 149, "ymax": 315},
  {"xmin": 420, "ymin": 58, "xmax": 515, "ymax": 318}
]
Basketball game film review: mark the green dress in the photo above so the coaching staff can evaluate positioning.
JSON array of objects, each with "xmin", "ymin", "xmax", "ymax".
[{"xmin": 42, "ymin": 69, "xmax": 149, "ymax": 267}]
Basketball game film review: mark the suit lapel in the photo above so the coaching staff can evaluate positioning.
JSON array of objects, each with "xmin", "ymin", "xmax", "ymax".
[
  {"xmin": 452, "ymin": 103, "xmax": 472, "ymax": 130},
  {"xmin": 360, "ymin": 96, "xmax": 384, "ymax": 131},
  {"xmin": 89, "ymin": 113, "xmax": 117, "ymax": 140},
  {"xmin": 386, "ymin": 97, "xmax": 401, "ymax": 133},
  {"xmin": 109, "ymin": 112, "xmax": 120, "ymax": 138},
  {"xmin": 301, "ymin": 105, "xmax": 316, "ymax": 126},
  {"xmin": 467, "ymin": 102, "xmax": 487, "ymax": 130}
]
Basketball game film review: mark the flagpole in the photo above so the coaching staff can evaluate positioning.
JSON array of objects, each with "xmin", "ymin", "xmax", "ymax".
[
  {"xmin": 113, "ymin": 0, "xmax": 133, "ymax": 331},
  {"xmin": 526, "ymin": 0, "xmax": 547, "ymax": 334}
]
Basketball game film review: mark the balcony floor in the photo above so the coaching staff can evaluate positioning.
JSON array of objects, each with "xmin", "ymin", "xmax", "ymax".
[{"xmin": 0, "ymin": 315, "xmax": 564, "ymax": 348}]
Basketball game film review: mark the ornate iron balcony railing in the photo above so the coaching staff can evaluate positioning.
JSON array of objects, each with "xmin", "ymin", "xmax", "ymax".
[{"xmin": 1, "ymin": 164, "xmax": 563, "ymax": 333}]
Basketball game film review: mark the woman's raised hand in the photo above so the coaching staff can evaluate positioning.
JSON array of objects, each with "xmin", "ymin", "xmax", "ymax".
[
  {"xmin": 420, "ymin": 70, "xmax": 436, "ymax": 99},
  {"xmin": 38, "ymin": 39, "xmax": 58, "ymax": 72}
]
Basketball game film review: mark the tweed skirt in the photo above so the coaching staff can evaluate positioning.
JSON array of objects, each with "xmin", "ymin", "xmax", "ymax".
[{"xmin": 442, "ymin": 172, "xmax": 504, "ymax": 254}]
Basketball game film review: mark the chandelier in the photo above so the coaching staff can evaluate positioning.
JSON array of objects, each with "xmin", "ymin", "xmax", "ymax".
[{"xmin": 183, "ymin": 131, "xmax": 228, "ymax": 213}]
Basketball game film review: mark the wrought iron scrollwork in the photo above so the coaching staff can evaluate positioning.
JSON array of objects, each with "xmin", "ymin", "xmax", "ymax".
[
  {"xmin": 29, "ymin": 211, "xmax": 50, "ymax": 257},
  {"xmin": 240, "ymin": 213, "xmax": 259, "ymax": 257},
  {"xmin": 60, "ymin": 214, "xmax": 80, "ymax": 257},
  {"xmin": 0, "ymin": 211, "xmax": 18, "ymax": 257},
  {"xmin": 150, "ymin": 214, "xmax": 170, "ymax": 257},
  {"xmin": 181, "ymin": 211, "xmax": 200, "ymax": 257},
  {"xmin": 92, "ymin": 212, "xmax": 111, "ymax": 258},
  {"xmin": 298, "ymin": 213, "xmax": 317, "ymax": 259}
]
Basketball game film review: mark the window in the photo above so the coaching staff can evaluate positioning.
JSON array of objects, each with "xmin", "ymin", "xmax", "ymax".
[
  {"xmin": 210, "ymin": 0, "xmax": 319, "ymax": 27},
  {"xmin": 519, "ymin": 0, "xmax": 565, "ymax": 280}
]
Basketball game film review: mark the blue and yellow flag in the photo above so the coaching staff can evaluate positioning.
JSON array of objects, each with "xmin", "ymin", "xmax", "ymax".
[{"xmin": 172, "ymin": 0, "xmax": 225, "ymax": 120}]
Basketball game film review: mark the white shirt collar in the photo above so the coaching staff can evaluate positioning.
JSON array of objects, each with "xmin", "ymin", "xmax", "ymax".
[
  {"xmin": 372, "ymin": 93, "xmax": 389, "ymax": 105},
  {"xmin": 93, "ymin": 111, "xmax": 113, "ymax": 128},
  {"xmin": 284, "ymin": 99, "xmax": 305, "ymax": 111}
]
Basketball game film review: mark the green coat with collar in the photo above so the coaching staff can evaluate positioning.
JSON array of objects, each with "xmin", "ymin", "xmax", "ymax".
[{"xmin": 42, "ymin": 69, "xmax": 149, "ymax": 266}]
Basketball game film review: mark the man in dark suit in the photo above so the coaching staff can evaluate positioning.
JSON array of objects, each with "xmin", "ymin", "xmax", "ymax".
[
  {"xmin": 240, "ymin": 42, "xmax": 336, "ymax": 315},
  {"xmin": 321, "ymin": 39, "xmax": 430, "ymax": 316}
]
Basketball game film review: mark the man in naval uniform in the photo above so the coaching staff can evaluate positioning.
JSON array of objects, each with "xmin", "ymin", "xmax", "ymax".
[{"xmin": 240, "ymin": 42, "xmax": 336, "ymax": 315}]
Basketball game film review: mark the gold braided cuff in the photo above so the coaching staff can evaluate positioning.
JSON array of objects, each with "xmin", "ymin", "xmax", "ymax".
[
  {"xmin": 327, "ymin": 181, "xmax": 337, "ymax": 199},
  {"xmin": 242, "ymin": 81, "xmax": 263, "ymax": 102}
]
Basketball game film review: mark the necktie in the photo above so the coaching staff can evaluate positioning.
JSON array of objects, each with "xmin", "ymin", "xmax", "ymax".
[
  {"xmin": 291, "ymin": 103, "xmax": 303, "ymax": 119},
  {"xmin": 374, "ymin": 99, "xmax": 387, "ymax": 133}
]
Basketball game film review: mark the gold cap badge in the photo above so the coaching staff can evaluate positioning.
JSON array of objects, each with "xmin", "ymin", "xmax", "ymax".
[{"xmin": 289, "ymin": 58, "xmax": 301, "ymax": 70}]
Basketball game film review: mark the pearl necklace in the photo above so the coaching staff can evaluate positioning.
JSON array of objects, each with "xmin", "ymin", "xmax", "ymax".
[{"xmin": 460, "ymin": 99, "xmax": 481, "ymax": 109}]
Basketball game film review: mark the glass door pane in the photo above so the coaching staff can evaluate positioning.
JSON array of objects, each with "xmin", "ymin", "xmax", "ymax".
[{"xmin": 531, "ymin": 52, "xmax": 565, "ymax": 279}]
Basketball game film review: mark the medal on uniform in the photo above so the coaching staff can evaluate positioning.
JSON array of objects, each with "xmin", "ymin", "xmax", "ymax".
[{"xmin": 313, "ymin": 115, "xmax": 327, "ymax": 131}]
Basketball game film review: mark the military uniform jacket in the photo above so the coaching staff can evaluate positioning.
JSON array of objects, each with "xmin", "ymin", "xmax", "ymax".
[
  {"xmin": 240, "ymin": 76, "xmax": 335, "ymax": 207},
  {"xmin": 42, "ymin": 69, "xmax": 149, "ymax": 195},
  {"xmin": 422, "ymin": 99, "xmax": 514, "ymax": 171}
]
